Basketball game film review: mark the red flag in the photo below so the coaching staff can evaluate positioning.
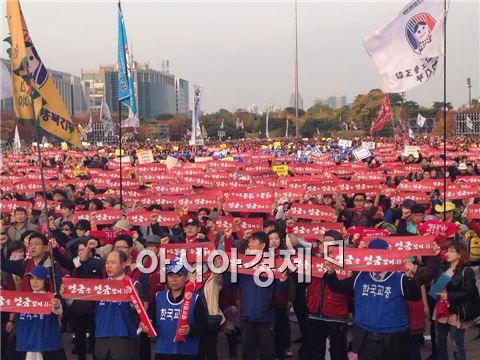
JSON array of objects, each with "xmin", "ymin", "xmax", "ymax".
[{"xmin": 370, "ymin": 93, "xmax": 392, "ymax": 136}]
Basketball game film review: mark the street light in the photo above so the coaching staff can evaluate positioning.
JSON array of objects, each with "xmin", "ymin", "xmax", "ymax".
[{"xmin": 467, "ymin": 77, "xmax": 472, "ymax": 108}]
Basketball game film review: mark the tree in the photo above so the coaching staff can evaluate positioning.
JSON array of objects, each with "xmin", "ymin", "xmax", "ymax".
[
  {"xmin": 432, "ymin": 101, "xmax": 453, "ymax": 112},
  {"xmin": 306, "ymin": 103, "xmax": 335, "ymax": 120},
  {"xmin": 349, "ymin": 89, "xmax": 384, "ymax": 131},
  {"xmin": 302, "ymin": 118, "xmax": 342, "ymax": 137},
  {"xmin": 389, "ymin": 93, "xmax": 404, "ymax": 107},
  {"xmin": 402, "ymin": 100, "xmax": 420, "ymax": 113},
  {"xmin": 284, "ymin": 107, "xmax": 306, "ymax": 117}
]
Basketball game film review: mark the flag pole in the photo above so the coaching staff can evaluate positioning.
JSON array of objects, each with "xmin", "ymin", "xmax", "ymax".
[
  {"xmin": 23, "ymin": 72, "xmax": 58, "ymax": 295},
  {"xmin": 442, "ymin": 0, "xmax": 447, "ymax": 220},
  {"xmin": 294, "ymin": 0, "xmax": 299, "ymax": 138},
  {"xmin": 27, "ymin": 91, "xmax": 59, "ymax": 294},
  {"xmin": 118, "ymin": 102, "xmax": 123, "ymax": 210},
  {"xmin": 32, "ymin": 125, "xmax": 58, "ymax": 294}
]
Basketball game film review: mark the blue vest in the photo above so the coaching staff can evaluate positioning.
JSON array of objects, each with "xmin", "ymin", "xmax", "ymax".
[
  {"xmin": 95, "ymin": 300, "xmax": 138, "ymax": 338},
  {"xmin": 353, "ymin": 272, "xmax": 408, "ymax": 333},
  {"xmin": 15, "ymin": 312, "xmax": 64, "ymax": 352},
  {"xmin": 155, "ymin": 290, "xmax": 200, "ymax": 355}
]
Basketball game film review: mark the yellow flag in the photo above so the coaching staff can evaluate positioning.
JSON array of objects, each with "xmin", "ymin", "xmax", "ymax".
[
  {"xmin": 6, "ymin": 0, "xmax": 34, "ymax": 121},
  {"xmin": 6, "ymin": 0, "xmax": 83, "ymax": 149}
]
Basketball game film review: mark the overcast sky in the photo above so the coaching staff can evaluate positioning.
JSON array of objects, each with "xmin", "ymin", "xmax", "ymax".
[{"xmin": 1, "ymin": 0, "xmax": 479, "ymax": 113}]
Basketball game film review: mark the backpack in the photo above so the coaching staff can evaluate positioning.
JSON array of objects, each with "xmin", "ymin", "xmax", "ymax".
[{"xmin": 464, "ymin": 230, "xmax": 480, "ymax": 262}]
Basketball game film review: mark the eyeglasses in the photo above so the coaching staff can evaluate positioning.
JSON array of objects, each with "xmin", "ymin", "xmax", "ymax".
[
  {"xmin": 447, "ymin": 248, "xmax": 458, "ymax": 253},
  {"xmin": 62, "ymin": 228, "xmax": 72, "ymax": 232}
]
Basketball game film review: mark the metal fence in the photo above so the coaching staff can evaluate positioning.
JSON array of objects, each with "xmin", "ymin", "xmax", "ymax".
[{"xmin": 455, "ymin": 113, "xmax": 480, "ymax": 135}]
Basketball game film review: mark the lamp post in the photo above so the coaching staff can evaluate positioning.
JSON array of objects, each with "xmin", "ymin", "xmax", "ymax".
[{"xmin": 467, "ymin": 77, "xmax": 472, "ymax": 108}]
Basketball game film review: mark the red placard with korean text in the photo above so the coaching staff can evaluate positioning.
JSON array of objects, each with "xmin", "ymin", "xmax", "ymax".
[
  {"xmin": 0, "ymin": 291, "xmax": 54, "ymax": 314},
  {"xmin": 61, "ymin": 278, "xmax": 131, "ymax": 302},
  {"xmin": 223, "ymin": 198, "xmax": 273, "ymax": 214},
  {"xmin": 73, "ymin": 209, "xmax": 124, "ymax": 225},
  {"xmin": 289, "ymin": 204, "xmax": 336, "ymax": 222},
  {"xmin": 465, "ymin": 204, "xmax": 480, "ymax": 220}
]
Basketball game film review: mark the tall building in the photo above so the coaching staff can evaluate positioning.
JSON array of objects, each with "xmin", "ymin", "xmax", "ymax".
[
  {"xmin": 247, "ymin": 104, "xmax": 258, "ymax": 114},
  {"xmin": 0, "ymin": 58, "xmax": 13, "ymax": 114},
  {"xmin": 288, "ymin": 93, "xmax": 304, "ymax": 110},
  {"xmin": 175, "ymin": 77, "xmax": 189, "ymax": 115},
  {"xmin": 82, "ymin": 63, "xmax": 180, "ymax": 119},
  {"xmin": 81, "ymin": 64, "xmax": 118, "ymax": 113},
  {"xmin": 1, "ymin": 58, "xmax": 88, "ymax": 116},
  {"xmin": 314, "ymin": 94, "xmax": 347, "ymax": 109},
  {"xmin": 135, "ymin": 62, "xmax": 176, "ymax": 118},
  {"xmin": 49, "ymin": 70, "xmax": 89, "ymax": 116},
  {"xmin": 327, "ymin": 94, "xmax": 347, "ymax": 109}
]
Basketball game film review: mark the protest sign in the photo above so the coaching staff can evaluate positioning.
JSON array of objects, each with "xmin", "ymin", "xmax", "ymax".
[
  {"xmin": 353, "ymin": 147, "xmax": 372, "ymax": 160},
  {"xmin": 137, "ymin": 149, "xmax": 154, "ymax": 164},
  {"xmin": 338, "ymin": 139, "xmax": 352, "ymax": 148}
]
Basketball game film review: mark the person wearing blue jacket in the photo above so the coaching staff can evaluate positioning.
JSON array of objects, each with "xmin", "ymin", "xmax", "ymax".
[
  {"xmin": 151, "ymin": 255, "xmax": 208, "ymax": 359},
  {"xmin": 225, "ymin": 231, "xmax": 287, "ymax": 360},
  {"xmin": 94, "ymin": 250, "xmax": 139, "ymax": 360},
  {"xmin": 324, "ymin": 238, "xmax": 421, "ymax": 360},
  {"xmin": 15, "ymin": 265, "xmax": 67, "ymax": 360}
]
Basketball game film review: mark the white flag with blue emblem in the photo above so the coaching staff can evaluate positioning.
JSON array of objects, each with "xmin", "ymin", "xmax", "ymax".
[
  {"xmin": 417, "ymin": 113, "xmax": 426, "ymax": 127},
  {"xmin": 409, "ymin": 128, "xmax": 415, "ymax": 139},
  {"xmin": 364, "ymin": 0, "xmax": 446, "ymax": 93}
]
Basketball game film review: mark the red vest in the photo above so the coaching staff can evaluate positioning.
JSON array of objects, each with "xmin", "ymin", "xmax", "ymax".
[
  {"xmin": 408, "ymin": 299, "xmax": 426, "ymax": 332},
  {"xmin": 306, "ymin": 277, "xmax": 350, "ymax": 319}
]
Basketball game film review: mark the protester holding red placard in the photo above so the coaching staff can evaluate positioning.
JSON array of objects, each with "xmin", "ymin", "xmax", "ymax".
[
  {"xmin": 0, "ymin": 232, "xmax": 62, "ymax": 293},
  {"xmin": 324, "ymin": 238, "xmax": 421, "ymax": 360},
  {"xmin": 152, "ymin": 256, "xmax": 208, "ymax": 359},
  {"xmin": 305, "ymin": 230, "xmax": 351, "ymax": 360},
  {"xmin": 51, "ymin": 236, "xmax": 102, "ymax": 360},
  {"xmin": 14, "ymin": 266, "xmax": 66, "ymax": 360},
  {"xmin": 1, "ymin": 136, "xmax": 480, "ymax": 360},
  {"xmin": 93, "ymin": 250, "xmax": 140, "ymax": 360},
  {"xmin": 336, "ymin": 193, "xmax": 380, "ymax": 228}
]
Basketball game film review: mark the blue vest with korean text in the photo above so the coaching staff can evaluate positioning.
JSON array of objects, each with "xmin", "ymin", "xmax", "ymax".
[
  {"xmin": 353, "ymin": 271, "xmax": 408, "ymax": 333},
  {"xmin": 15, "ymin": 312, "xmax": 64, "ymax": 352},
  {"xmin": 155, "ymin": 290, "xmax": 200, "ymax": 355},
  {"xmin": 95, "ymin": 300, "xmax": 138, "ymax": 338}
]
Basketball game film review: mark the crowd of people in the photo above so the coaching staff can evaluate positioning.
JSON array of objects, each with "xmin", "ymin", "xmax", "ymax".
[{"xmin": 1, "ymin": 135, "xmax": 480, "ymax": 360}]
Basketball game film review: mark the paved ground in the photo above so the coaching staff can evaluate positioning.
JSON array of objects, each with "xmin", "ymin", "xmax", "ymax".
[{"xmin": 63, "ymin": 319, "xmax": 480, "ymax": 359}]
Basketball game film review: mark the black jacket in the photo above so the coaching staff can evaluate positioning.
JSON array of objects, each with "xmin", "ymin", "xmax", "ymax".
[{"xmin": 442, "ymin": 265, "xmax": 477, "ymax": 314}]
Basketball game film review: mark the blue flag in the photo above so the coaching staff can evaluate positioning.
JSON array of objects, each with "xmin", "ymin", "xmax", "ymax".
[{"xmin": 117, "ymin": 1, "xmax": 137, "ymax": 116}]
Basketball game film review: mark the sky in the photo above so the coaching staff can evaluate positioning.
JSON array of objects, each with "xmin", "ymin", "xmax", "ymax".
[{"xmin": 1, "ymin": 0, "xmax": 479, "ymax": 113}]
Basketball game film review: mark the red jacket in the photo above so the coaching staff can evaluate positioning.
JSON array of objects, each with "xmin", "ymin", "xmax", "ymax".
[{"xmin": 306, "ymin": 277, "xmax": 350, "ymax": 319}]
